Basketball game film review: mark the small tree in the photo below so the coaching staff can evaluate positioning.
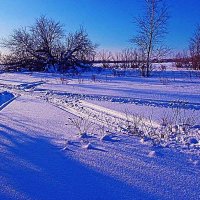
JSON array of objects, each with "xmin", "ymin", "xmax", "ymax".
[
  {"xmin": 132, "ymin": 0, "xmax": 169, "ymax": 77},
  {"xmin": 189, "ymin": 25, "xmax": 200, "ymax": 70}
]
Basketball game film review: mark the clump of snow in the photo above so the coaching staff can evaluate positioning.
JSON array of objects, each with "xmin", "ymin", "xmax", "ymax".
[
  {"xmin": 148, "ymin": 150, "xmax": 157, "ymax": 157},
  {"xmin": 101, "ymin": 133, "xmax": 120, "ymax": 142},
  {"xmin": 62, "ymin": 140, "xmax": 75, "ymax": 150},
  {"xmin": 82, "ymin": 142, "xmax": 94, "ymax": 150}
]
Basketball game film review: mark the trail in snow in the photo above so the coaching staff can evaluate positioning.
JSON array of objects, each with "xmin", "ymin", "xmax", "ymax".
[
  {"xmin": 0, "ymin": 81, "xmax": 200, "ymax": 155},
  {"xmin": 1, "ymin": 80, "xmax": 200, "ymax": 110},
  {"xmin": 51, "ymin": 92, "xmax": 200, "ymax": 111},
  {"xmin": 0, "ymin": 81, "xmax": 160, "ymax": 129}
]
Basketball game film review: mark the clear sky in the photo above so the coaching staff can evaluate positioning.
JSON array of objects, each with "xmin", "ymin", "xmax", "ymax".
[{"xmin": 0, "ymin": 0, "xmax": 200, "ymax": 52}]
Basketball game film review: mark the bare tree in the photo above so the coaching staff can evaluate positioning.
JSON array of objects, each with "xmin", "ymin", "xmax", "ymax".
[
  {"xmin": 1, "ymin": 16, "xmax": 64, "ymax": 71},
  {"xmin": 132, "ymin": 0, "xmax": 169, "ymax": 77},
  {"xmin": 1, "ymin": 17, "xmax": 97, "ymax": 72},
  {"xmin": 60, "ymin": 28, "xmax": 97, "ymax": 68},
  {"xmin": 189, "ymin": 25, "xmax": 200, "ymax": 70},
  {"xmin": 1, "ymin": 27, "xmax": 43, "ymax": 71},
  {"xmin": 31, "ymin": 16, "xmax": 64, "ymax": 70}
]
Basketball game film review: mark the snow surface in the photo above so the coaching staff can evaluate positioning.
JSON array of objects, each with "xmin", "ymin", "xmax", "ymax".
[{"xmin": 0, "ymin": 65, "xmax": 200, "ymax": 200}]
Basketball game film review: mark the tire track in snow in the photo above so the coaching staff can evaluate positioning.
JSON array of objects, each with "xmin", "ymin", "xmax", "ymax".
[
  {"xmin": 0, "ymin": 82, "xmax": 160, "ymax": 132},
  {"xmin": 52, "ymin": 92, "xmax": 200, "ymax": 111},
  {"xmin": 1, "ymin": 81, "xmax": 200, "ymax": 155}
]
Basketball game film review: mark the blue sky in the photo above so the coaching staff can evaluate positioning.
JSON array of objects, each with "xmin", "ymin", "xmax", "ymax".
[{"xmin": 0, "ymin": 0, "xmax": 200, "ymax": 52}]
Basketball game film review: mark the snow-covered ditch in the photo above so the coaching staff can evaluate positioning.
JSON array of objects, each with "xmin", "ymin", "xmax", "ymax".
[{"xmin": 0, "ymin": 91, "xmax": 16, "ymax": 110}]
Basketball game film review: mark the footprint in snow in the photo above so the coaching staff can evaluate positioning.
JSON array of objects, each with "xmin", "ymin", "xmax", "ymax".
[{"xmin": 148, "ymin": 150, "xmax": 157, "ymax": 158}]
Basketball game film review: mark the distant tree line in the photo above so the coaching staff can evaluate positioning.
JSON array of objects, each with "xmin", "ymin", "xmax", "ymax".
[
  {"xmin": 0, "ymin": 16, "xmax": 97, "ymax": 72},
  {"xmin": 189, "ymin": 25, "xmax": 200, "ymax": 70},
  {"xmin": 96, "ymin": 49, "xmax": 141, "ymax": 69},
  {"xmin": 173, "ymin": 25, "xmax": 200, "ymax": 70}
]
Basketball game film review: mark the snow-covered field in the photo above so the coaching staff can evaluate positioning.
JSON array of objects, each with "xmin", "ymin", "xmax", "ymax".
[{"xmin": 0, "ymin": 65, "xmax": 200, "ymax": 200}]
